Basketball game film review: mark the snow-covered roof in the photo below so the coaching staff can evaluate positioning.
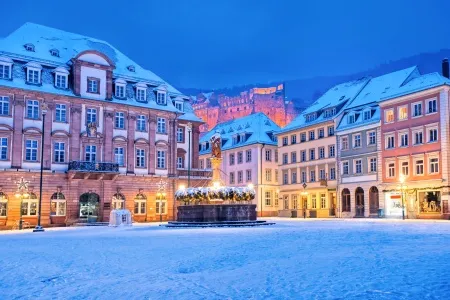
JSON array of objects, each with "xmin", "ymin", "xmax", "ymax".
[
  {"xmin": 337, "ymin": 106, "xmax": 380, "ymax": 132},
  {"xmin": 199, "ymin": 113, "xmax": 280, "ymax": 154}
]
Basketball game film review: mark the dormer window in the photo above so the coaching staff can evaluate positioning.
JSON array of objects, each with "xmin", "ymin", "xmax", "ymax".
[
  {"xmin": 306, "ymin": 113, "xmax": 316, "ymax": 122},
  {"xmin": 348, "ymin": 113, "xmax": 356, "ymax": 124},
  {"xmin": 156, "ymin": 92, "xmax": 167, "ymax": 105},
  {"xmin": 54, "ymin": 67, "xmax": 69, "ymax": 89},
  {"xmin": 0, "ymin": 57, "xmax": 13, "ymax": 80},
  {"xmin": 136, "ymin": 88, "xmax": 146, "ymax": 101},
  {"xmin": 363, "ymin": 109, "xmax": 372, "ymax": 120},
  {"xmin": 114, "ymin": 79, "xmax": 126, "ymax": 99},
  {"xmin": 127, "ymin": 65, "xmax": 135, "ymax": 72},
  {"xmin": 175, "ymin": 101, "xmax": 183, "ymax": 111},
  {"xmin": 50, "ymin": 49, "xmax": 59, "ymax": 57},
  {"xmin": 24, "ymin": 43, "xmax": 35, "ymax": 52},
  {"xmin": 25, "ymin": 62, "xmax": 42, "ymax": 85},
  {"xmin": 87, "ymin": 77, "xmax": 99, "ymax": 94}
]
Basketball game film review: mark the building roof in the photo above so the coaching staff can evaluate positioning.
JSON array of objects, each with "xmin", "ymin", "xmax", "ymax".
[{"xmin": 199, "ymin": 113, "xmax": 280, "ymax": 154}]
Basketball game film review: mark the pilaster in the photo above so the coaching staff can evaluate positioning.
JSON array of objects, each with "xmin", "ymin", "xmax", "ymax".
[
  {"xmin": 148, "ymin": 115, "xmax": 156, "ymax": 175},
  {"xmin": 70, "ymin": 104, "xmax": 82, "ymax": 161},
  {"xmin": 126, "ymin": 114, "xmax": 136, "ymax": 173},
  {"xmin": 11, "ymin": 98, "xmax": 25, "ymax": 168}
]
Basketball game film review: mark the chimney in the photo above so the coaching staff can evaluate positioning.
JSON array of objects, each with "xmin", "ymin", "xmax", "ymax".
[{"xmin": 442, "ymin": 58, "xmax": 449, "ymax": 78}]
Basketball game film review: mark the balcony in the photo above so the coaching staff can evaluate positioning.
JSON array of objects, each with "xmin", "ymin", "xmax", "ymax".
[
  {"xmin": 177, "ymin": 168, "xmax": 212, "ymax": 179},
  {"xmin": 68, "ymin": 161, "xmax": 119, "ymax": 180}
]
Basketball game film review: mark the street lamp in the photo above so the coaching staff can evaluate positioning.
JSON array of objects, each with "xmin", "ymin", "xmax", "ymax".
[
  {"xmin": 157, "ymin": 177, "xmax": 167, "ymax": 222},
  {"xmin": 15, "ymin": 177, "xmax": 30, "ymax": 230},
  {"xmin": 187, "ymin": 122, "xmax": 192, "ymax": 188},
  {"xmin": 399, "ymin": 174, "xmax": 407, "ymax": 220},
  {"xmin": 34, "ymin": 102, "xmax": 48, "ymax": 232}
]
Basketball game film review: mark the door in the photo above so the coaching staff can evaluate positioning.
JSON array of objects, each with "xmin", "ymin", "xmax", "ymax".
[
  {"xmin": 355, "ymin": 187, "xmax": 365, "ymax": 217},
  {"xmin": 79, "ymin": 193, "xmax": 100, "ymax": 218},
  {"xmin": 329, "ymin": 193, "xmax": 336, "ymax": 216},
  {"xmin": 369, "ymin": 187, "xmax": 379, "ymax": 214}
]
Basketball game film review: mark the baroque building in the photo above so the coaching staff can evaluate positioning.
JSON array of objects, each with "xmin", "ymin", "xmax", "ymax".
[
  {"xmin": 198, "ymin": 113, "xmax": 280, "ymax": 216},
  {"xmin": 0, "ymin": 23, "xmax": 207, "ymax": 229}
]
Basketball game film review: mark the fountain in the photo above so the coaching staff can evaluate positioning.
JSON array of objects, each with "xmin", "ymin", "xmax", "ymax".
[{"xmin": 167, "ymin": 132, "xmax": 275, "ymax": 228}]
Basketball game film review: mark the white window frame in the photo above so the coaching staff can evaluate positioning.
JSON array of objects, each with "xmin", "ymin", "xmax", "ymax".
[
  {"xmin": 54, "ymin": 142, "xmax": 65, "ymax": 163},
  {"xmin": 401, "ymin": 161, "xmax": 409, "ymax": 177},
  {"xmin": 176, "ymin": 127, "xmax": 183, "ymax": 142},
  {"xmin": 157, "ymin": 150, "xmax": 166, "ymax": 169},
  {"xmin": 413, "ymin": 129, "xmax": 423, "ymax": 145},
  {"xmin": 136, "ymin": 148, "xmax": 145, "ymax": 168},
  {"xmin": 155, "ymin": 200, "xmax": 167, "ymax": 214},
  {"xmin": 87, "ymin": 78, "xmax": 99, "ymax": 93},
  {"xmin": 114, "ymin": 147, "xmax": 125, "ymax": 166},
  {"xmin": 115, "ymin": 112, "xmax": 125, "ymax": 129},
  {"xmin": 309, "ymin": 130, "xmax": 315, "ymax": 140},
  {"xmin": 384, "ymin": 109, "xmax": 394, "ymax": 123},
  {"xmin": 342, "ymin": 161, "xmax": 349, "ymax": 175},
  {"xmin": 26, "ymin": 100, "xmax": 39, "ymax": 119},
  {"xmin": 368, "ymin": 157, "xmax": 377, "ymax": 173},
  {"xmin": 385, "ymin": 134, "xmax": 395, "ymax": 149},
  {"xmin": 354, "ymin": 159, "xmax": 362, "ymax": 174},
  {"xmin": 156, "ymin": 92, "xmax": 167, "ymax": 105},
  {"xmin": 0, "ymin": 62, "xmax": 12, "ymax": 79},
  {"xmin": 265, "ymin": 169, "xmax": 272, "ymax": 182},
  {"xmin": 55, "ymin": 73, "xmax": 68, "ymax": 89},
  {"xmin": 85, "ymin": 145, "xmax": 97, "ymax": 162},
  {"xmin": 50, "ymin": 199, "xmax": 66, "ymax": 216},
  {"xmin": 329, "ymin": 145, "xmax": 335, "ymax": 158},
  {"xmin": 137, "ymin": 115, "xmax": 146, "ymax": 132},
  {"xmin": 136, "ymin": 88, "xmax": 146, "ymax": 101},
  {"xmin": 27, "ymin": 67, "xmax": 41, "ymax": 84},
  {"xmin": 22, "ymin": 198, "xmax": 38, "ymax": 216},
  {"xmin": 367, "ymin": 130, "xmax": 376, "ymax": 146},
  {"xmin": 55, "ymin": 104, "xmax": 67, "ymax": 122},
  {"xmin": 0, "ymin": 96, "xmax": 10, "ymax": 116},
  {"xmin": 115, "ymin": 83, "xmax": 126, "ymax": 98},
  {"xmin": 399, "ymin": 131, "xmax": 409, "ymax": 147},
  {"xmin": 412, "ymin": 101, "xmax": 423, "ymax": 118},
  {"xmin": 387, "ymin": 162, "xmax": 396, "ymax": 178},
  {"xmin": 414, "ymin": 158, "xmax": 424, "ymax": 176},
  {"xmin": 427, "ymin": 127, "xmax": 438, "ymax": 143},
  {"xmin": 426, "ymin": 98, "xmax": 438, "ymax": 115},
  {"xmin": 353, "ymin": 133, "xmax": 361, "ymax": 148},
  {"xmin": 175, "ymin": 101, "xmax": 183, "ymax": 111},
  {"xmin": 429, "ymin": 156, "xmax": 439, "ymax": 174},
  {"xmin": 265, "ymin": 191, "xmax": 272, "ymax": 206},
  {"xmin": 86, "ymin": 108, "xmax": 97, "ymax": 124},
  {"xmin": 363, "ymin": 109, "xmax": 371, "ymax": 121},
  {"xmin": 25, "ymin": 139, "xmax": 38, "ymax": 161},
  {"xmin": 341, "ymin": 136, "xmax": 349, "ymax": 151},
  {"xmin": 0, "ymin": 137, "xmax": 8, "ymax": 160},
  {"xmin": 397, "ymin": 105, "xmax": 408, "ymax": 121},
  {"xmin": 348, "ymin": 113, "xmax": 356, "ymax": 124},
  {"xmin": 134, "ymin": 198, "xmax": 146, "ymax": 215},
  {"xmin": 157, "ymin": 117, "xmax": 166, "ymax": 133}
]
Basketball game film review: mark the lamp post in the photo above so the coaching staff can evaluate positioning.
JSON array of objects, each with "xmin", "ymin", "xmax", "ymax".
[
  {"xmin": 15, "ymin": 177, "xmax": 30, "ymax": 230},
  {"xmin": 34, "ymin": 102, "xmax": 48, "ymax": 232},
  {"xmin": 157, "ymin": 177, "xmax": 167, "ymax": 222},
  {"xmin": 187, "ymin": 122, "xmax": 192, "ymax": 188},
  {"xmin": 399, "ymin": 175, "xmax": 407, "ymax": 220}
]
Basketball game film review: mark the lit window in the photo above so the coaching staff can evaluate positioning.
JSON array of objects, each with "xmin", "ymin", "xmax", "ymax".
[
  {"xmin": 134, "ymin": 194, "xmax": 146, "ymax": 215},
  {"xmin": 398, "ymin": 106, "xmax": 408, "ymax": 120},
  {"xmin": 0, "ymin": 96, "xmax": 10, "ymax": 116},
  {"xmin": 155, "ymin": 200, "xmax": 167, "ymax": 214},
  {"xmin": 311, "ymin": 194, "xmax": 317, "ymax": 209},
  {"xmin": 22, "ymin": 193, "xmax": 38, "ymax": 216},
  {"xmin": 50, "ymin": 192, "xmax": 66, "ymax": 216},
  {"xmin": 320, "ymin": 194, "xmax": 326, "ymax": 209},
  {"xmin": 385, "ymin": 109, "xmax": 394, "ymax": 123},
  {"xmin": 265, "ymin": 191, "xmax": 272, "ymax": 206},
  {"xmin": 54, "ymin": 142, "xmax": 65, "ymax": 163}
]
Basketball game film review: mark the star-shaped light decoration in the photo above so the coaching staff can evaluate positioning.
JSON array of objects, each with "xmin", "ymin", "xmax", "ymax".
[
  {"xmin": 157, "ymin": 177, "xmax": 167, "ymax": 193},
  {"xmin": 16, "ymin": 177, "xmax": 29, "ymax": 191}
]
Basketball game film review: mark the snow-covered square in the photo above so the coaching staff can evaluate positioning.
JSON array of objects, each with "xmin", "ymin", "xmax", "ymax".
[{"xmin": 1, "ymin": 219, "xmax": 450, "ymax": 299}]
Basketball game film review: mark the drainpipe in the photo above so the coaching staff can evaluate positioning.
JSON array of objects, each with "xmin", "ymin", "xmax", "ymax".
[{"xmin": 260, "ymin": 143, "xmax": 266, "ymax": 217}]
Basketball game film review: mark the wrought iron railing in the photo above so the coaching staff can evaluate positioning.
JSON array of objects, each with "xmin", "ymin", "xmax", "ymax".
[{"xmin": 68, "ymin": 161, "xmax": 119, "ymax": 173}]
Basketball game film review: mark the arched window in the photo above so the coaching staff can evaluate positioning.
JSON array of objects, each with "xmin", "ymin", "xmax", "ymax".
[
  {"xmin": 0, "ymin": 192, "xmax": 8, "ymax": 217},
  {"xmin": 22, "ymin": 193, "xmax": 38, "ymax": 216},
  {"xmin": 342, "ymin": 188, "xmax": 351, "ymax": 212},
  {"xmin": 51, "ymin": 192, "xmax": 66, "ymax": 216},
  {"xmin": 134, "ymin": 193, "xmax": 146, "ymax": 215},
  {"xmin": 112, "ymin": 193, "xmax": 125, "ymax": 210}
]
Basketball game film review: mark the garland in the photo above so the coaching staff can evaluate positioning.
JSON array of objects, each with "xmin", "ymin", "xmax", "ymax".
[
  {"xmin": 175, "ymin": 186, "xmax": 256, "ymax": 204},
  {"xmin": 382, "ymin": 185, "xmax": 450, "ymax": 193}
]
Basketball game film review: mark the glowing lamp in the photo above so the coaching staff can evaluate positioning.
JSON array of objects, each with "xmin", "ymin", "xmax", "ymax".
[
  {"xmin": 213, "ymin": 181, "xmax": 221, "ymax": 189},
  {"xmin": 247, "ymin": 183, "xmax": 254, "ymax": 190},
  {"xmin": 179, "ymin": 184, "xmax": 186, "ymax": 190}
]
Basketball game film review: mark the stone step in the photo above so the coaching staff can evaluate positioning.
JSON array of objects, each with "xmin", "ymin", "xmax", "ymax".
[
  {"xmin": 73, "ymin": 222, "xmax": 110, "ymax": 227},
  {"xmin": 163, "ymin": 220, "xmax": 276, "ymax": 228}
]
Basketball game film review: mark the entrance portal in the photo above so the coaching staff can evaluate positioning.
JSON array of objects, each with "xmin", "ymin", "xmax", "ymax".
[
  {"xmin": 355, "ymin": 187, "xmax": 365, "ymax": 217},
  {"xmin": 369, "ymin": 186, "xmax": 379, "ymax": 215},
  {"xmin": 79, "ymin": 193, "xmax": 100, "ymax": 219}
]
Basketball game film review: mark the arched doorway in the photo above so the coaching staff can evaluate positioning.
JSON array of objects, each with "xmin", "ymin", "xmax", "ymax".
[
  {"xmin": 112, "ymin": 193, "xmax": 125, "ymax": 210},
  {"xmin": 369, "ymin": 186, "xmax": 379, "ymax": 215},
  {"xmin": 341, "ymin": 189, "xmax": 351, "ymax": 212},
  {"xmin": 355, "ymin": 187, "xmax": 365, "ymax": 217},
  {"xmin": 79, "ymin": 193, "xmax": 100, "ymax": 218}
]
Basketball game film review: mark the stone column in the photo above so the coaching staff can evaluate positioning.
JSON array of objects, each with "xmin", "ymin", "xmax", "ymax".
[
  {"xmin": 168, "ymin": 119, "xmax": 177, "ymax": 176},
  {"xmin": 148, "ymin": 115, "xmax": 156, "ymax": 175},
  {"xmin": 43, "ymin": 103, "xmax": 53, "ymax": 169},
  {"xmin": 103, "ymin": 110, "xmax": 114, "ymax": 162},
  {"xmin": 126, "ymin": 114, "xmax": 136, "ymax": 173},
  {"xmin": 192, "ymin": 125, "xmax": 200, "ymax": 169},
  {"xmin": 70, "ymin": 104, "xmax": 82, "ymax": 161},
  {"xmin": 11, "ymin": 99, "xmax": 25, "ymax": 168}
]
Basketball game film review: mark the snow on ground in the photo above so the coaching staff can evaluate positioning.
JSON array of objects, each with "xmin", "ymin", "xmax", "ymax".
[{"xmin": 1, "ymin": 219, "xmax": 450, "ymax": 299}]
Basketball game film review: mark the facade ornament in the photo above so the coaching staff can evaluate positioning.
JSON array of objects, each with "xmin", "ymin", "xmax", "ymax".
[
  {"xmin": 71, "ymin": 106, "xmax": 82, "ymax": 114},
  {"xmin": 105, "ymin": 111, "xmax": 114, "ymax": 119},
  {"xmin": 87, "ymin": 122, "xmax": 97, "ymax": 137}
]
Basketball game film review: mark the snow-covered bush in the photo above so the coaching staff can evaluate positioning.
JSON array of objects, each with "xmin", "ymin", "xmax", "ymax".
[{"xmin": 175, "ymin": 186, "xmax": 255, "ymax": 204}]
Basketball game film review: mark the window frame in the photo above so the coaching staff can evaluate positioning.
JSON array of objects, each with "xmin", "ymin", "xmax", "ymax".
[
  {"xmin": 87, "ymin": 77, "xmax": 100, "ymax": 94},
  {"xmin": 0, "ymin": 63, "xmax": 12, "ymax": 80},
  {"xmin": 384, "ymin": 108, "xmax": 394, "ymax": 123}
]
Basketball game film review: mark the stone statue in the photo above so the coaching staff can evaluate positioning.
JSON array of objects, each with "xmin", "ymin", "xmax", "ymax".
[{"xmin": 210, "ymin": 132, "xmax": 222, "ymax": 159}]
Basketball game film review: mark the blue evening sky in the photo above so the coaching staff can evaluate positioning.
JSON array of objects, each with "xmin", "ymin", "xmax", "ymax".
[{"xmin": 2, "ymin": 0, "xmax": 450, "ymax": 89}]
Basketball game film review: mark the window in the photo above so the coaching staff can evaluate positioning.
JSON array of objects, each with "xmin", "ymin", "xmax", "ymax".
[
  {"xmin": 50, "ymin": 193, "xmax": 66, "ymax": 216},
  {"xmin": 157, "ymin": 150, "xmax": 166, "ymax": 168},
  {"xmin": 26, "ymin": 100, "xmax": 39, "ymax": 119},
  {"xmin": 341, "ymin": 137, "xmax": 348, "ymax": 150},
  {"xmin": 355, "ymin": 159, "xmax": 362, "ymax": 174},
  {"xmin": 310, "ymin": 170, "xmax": 316, "ymax": 182},
  {"xmin": 329, "ymin": 145, "xmax": 335, "ymax": 158},
  {"xmin": 342, "ymin": 161, "xmax": 349, "ymax": 175},
  {"xmin": 136, "ymin": 88, "xmax": 146, "ymax": 101},
  {"xmin": 301, "ymin": 150, "xmax": 306, "ymax": 162},
  {"xmin": 229, "ymin": 154, "xmax": 235, "ymax": 165},
  {"xmin": 400, "ymin": 133, "xmax": 408, "ymax": 147},
  {"xmin": 320, "ymin": 193, "xmax": 326, "ymax": 209},
  {"xmin": 319, "ymin": 147, "xmax": 325, "ymax": 159},
  {"xmin": 155, "ymin": 200, "xmax": 167, "ymax": 214},
  {"xmin": 328, "ymin": 126, "xmax": 334, "ymax": 137},
  {"xmin": 0, "ymin": 192, "xmax": 7, "ymax": 217},
  {"xmin": 330, "ymin": 167, "xmax": 336, "ymax": 180},
  {"xmin": 175, "ymin": 101, "xmax": 183, "ymax": 111},
  {"xmin": 176, "ymin": 127, "xmax": 183, "ymax": 142},
  {"xmin": 309, "ymin": 131, "xmax": 315, "ymax": 140},
  {"xmin": 112, "ymin": 193, "xmax": 125, "ymax": 210},
  {"xmin": 27, "ymin": 68, "xmax": 40, "ymax": 84},
  {"xmin": 291, "ymin": 171, "xmax": 297, "ymax": 184},
  {"xmin": 0, "ymin": 96, "xmax": 9, "ymax": 116},
  {"xmin": 54, "ymin": 142, "xmax": 65, "ymax": 163},
  {"xmin": 348, "ymin": 113, "xmax": 356, "ymax": 124},
  {"xmin": 291, "ymin": 135, "xmax": 297, "ymax": 144},
  {"xmin": 401, "ymin": 161, "xmax": 409, "ymax": 176},
  {"xmin": 385, "ymin": 109, "xmax": 394, "ymax": 123},
  {"xmin": 318, "ymin": 128, "xmax": 324, "ymax": 139},
  {"xmin": 25, "ymin": 140, "xmax": 38, "ymax": 161},
  {"xmin": 246, "ymin": 150, "xmax": 252, "ymax": 162},
  {"xmin": 388, "ymin": 162, "xmax": 395, "ymax": 178},
  {"xmin": 291, "ymin": 152, "xmax": 297, "ymax": 163},
  {"xmin": 246, "ymin": 170, "xmax": 252, "ymax": 182},
  {"xmin": 157, "ymin": 117, "xmax": 166, "ymax": 133},
  {"xmin": 398, "ymin": 106, "xmax": 408, "ymax": 120},
  {"xmin": 412, "ymin": 102, "xmax": 422, "ymax": 117},
  {"xmin": 115, "ymin": 147, "xmax": 125, "ymax": 166},
  {"xmin": 274, "ymin": 192, "xmax": 279, "ymax": 207},
  {"xmin": 414, "ymin": 131, "xmax": 423, "ymax": 145},
  {"xmin": 115, "ymin": 112, "xmax": 125, "ymax": 129},
  {"xmin": 353, "ymin": 134, "xmax": 361, "ymax": 148},
  {"xmin": 300, "ymin": 133, "xmax": 306, "ymax": 142},
  {"xmin": 230, "ymin": 172, "xmax": 235, "ymax": 184},
  {"xmin": 199, "ymin": 159, "xmax": 204, "ymax": 169},
  {"xmin": 282, "ymin": 153, "xmax": 288, "ymax": 164},
  {"xmin": 55, "ymin": 74, "xmax": 67, "ymax": 89},
  {"xmin": 22, "ymin": 194, "xmax": 38, "ymax": 216},
  {"xmin": 309, "ymin": 149, "xmax": 315, "ymax": 160},
  {"xmin": 0, "ymin": 63, "xmax": 11, "ymax": 79},
  {"xmin": 54, "ymin": 104, "xmax": 67, "ymax": 122},
  {"xmin": 156, "ymin": 92, "xmax": 166, "ymax": 105},
  {"xmin": 427, "ymin": 99, "xmax": 437, "ymax": 114},
  {"xmin": 283, "ymin": 195, "xmax": 289, "ymax": 209},
  {"xmin": 177, "ymin": 157, "xmax": 184, "ymax": 168},
  {"xmin": 86, "ymin": 108, "xmax": 97, "ymax": 124},
  {"xmin": 237, "ymin": 171, "xmax": 243, "ymax": 183},
  {"xmin": 265, "ymin": 191, "xmax": 272, "ymax": 206},
  {"xmin": 134, "ymin": 194, "xmax": 146, "ymax": 215},
  {"xmin": 386, "ymin": 135, "xmax": 395, "ymax": 149},
  {"xmin": 363, "ymin": 110, "xmax": 371, "ymax": 120},
  {"xmin": 137, "ymin": 115, "xmax": 146, "ymax": 132},
  {"xmin": 0, "ymin": 137, "xmax": 7, "ymax": 160},
  {"xmin": 87, "ymin": 78, "xmax": 99, "ymax": 93},
  {"xmin": 136, "ymin": 149, "xmax": 145, "ymax": 168},
  {"xmin": 306, "ymin": 113, "xmax": 316, "ymax": 122},
  {"xmin": 415, "ymin": 159, "xmax": 424, "ymax": 175},
  {"xmin": 85, "ymin": 145, "xmax": 97, "ymax": 162},
  {"xmin": 237, "ymin": 152, "xmax": 243, "ymax": 164},
  {"xmin": 428, "ymin": 128, "xmax": 438, "ymax": 142},
  {"xmin": 369, "ymin": 157, "xmax": 377, "ymax": 173},
  {"xmin": 282, "ymin": 137, "xmax": 288, "ymax": 146},
  {"xmin": 368, "ymin": 131, "xmax": 376, "ymax": 145},
  {"xmin": 265, "ymin": 149, "xmax": 272, "ymax": 161},
  {"xmin": 292, "ymin": 195, "xmax": 298, "ymax": 209},
  {"xmin": 301, "ymin": 171, "xmax": 307, "ymax": 183},
  {"xmin": 319, "ymin": 169, "xmax": 325, "ymax": 180},
  {"xmin": 430, "ymin": 157, "xmax": 439, "ymax": 174},
  {"xmin": 311, "ymin": 194, "xmax": 317, "ymax": 209}
]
